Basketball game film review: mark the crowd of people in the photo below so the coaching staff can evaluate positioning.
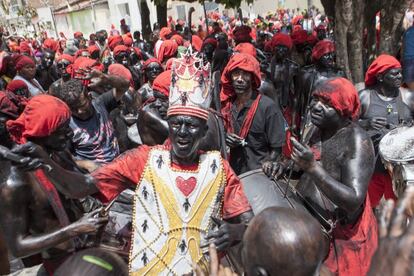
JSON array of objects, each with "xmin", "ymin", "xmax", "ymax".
[{"xmin": 0, "ymin": 3, "xmax": 413, "ymax": 276}]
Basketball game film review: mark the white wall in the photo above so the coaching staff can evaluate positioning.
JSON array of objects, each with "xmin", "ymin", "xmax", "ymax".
[{"xmin": 107, "ymin": 0, "xmax": 143, "ymax": 32}]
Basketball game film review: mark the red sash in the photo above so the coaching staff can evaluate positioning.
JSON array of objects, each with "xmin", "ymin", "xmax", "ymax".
[{"xmin": 237, "ymin": 94, "xmax": 262, "ymax": 138}]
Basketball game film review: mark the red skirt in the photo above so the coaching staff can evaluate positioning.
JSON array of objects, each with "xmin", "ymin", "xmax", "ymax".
[
  {"xmin": 324, "ymin": 196, "xmax": 378, "ymax": 276},
  {"xmin": 368, "ymin": 172, "xmax": 397, "ymax": 208}
]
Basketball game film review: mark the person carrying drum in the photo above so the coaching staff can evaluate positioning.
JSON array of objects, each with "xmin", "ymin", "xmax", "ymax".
[
  {"xmin": 277, "ymin": 78, "xmax": 378, "ymax": 275},
  {"xmin": 359, "ymin": 55, "xmax": 413, "ymax": 208},
  {"xmin": 13, "ymin": 51, "xmax": 254, "ymax": 275}
]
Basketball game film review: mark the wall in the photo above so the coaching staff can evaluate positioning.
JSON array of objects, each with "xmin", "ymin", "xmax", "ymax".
[{"xmin": 107, "ymin": 0, "xmax": 145, "ymax": 33}]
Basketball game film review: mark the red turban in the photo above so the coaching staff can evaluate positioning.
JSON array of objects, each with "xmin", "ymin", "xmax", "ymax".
[
  {"xmin": 19, "ymin": 41, "xmax": 32, "ymax": 56},
  {"xmin": 108, "ymin": 63, "xmax": 133, "ymax": 87},
  {"xmin": 87, "ymin": 45, "xmax": 100, "ymax": 56},
  {"xmin": 171, "ymin": 34, "xmax": 184, "ymax": 46},
  {"xmin": 202, "ymin": 37, "xmax": 218, "ymax": 49},
  {"xmin": 313, "ymin": 77, "xmax": 360, "ymax": 121},
  {"xmin": 234, "ymin": 42, "xmax": 257, "ymax": 58},
  {"xmin": 233, "ymin": 25, "xmax": 253, "ymax": 44},
  {"xmin": 157, "ymin": 40, "xmax": 178, "ymax": 64},
  {"xmin": 143, "ymin": 58, "xmax": 162, "ymax": 69},
  {"xmin": 7, "ymin": 95, "xmax": 71, "ymax": 144},
  {"xmin": 108, "ymin": 35, "xmax": 123, "ymax": 51},
  {"xmin": 42, "ymin": 38, "xmax": 59, "ymax": 52},
  {"xmin": 56, "ymin": 54, "xmax": 75, "ymax": 64},
  {"xmin": 6, "ymin": 80, "xmax": 28, "ymax": 95},
  {"xmin": 113, "ymin": 45, "xmax": 130, "ymax": 57},
  {"xmin": 0, "ymin": 91, "xmax": 25, "ymax": 119},
  {"xmin": 365, "ymin": 54, "xmax": 401, "ymax": 86},
  {"xmin": 291, "ymin": 29, "xmax": 308, "ymax": 45},
  {"xmin": 152, "ymin": 70, "xmax": 171, "ymax": 97},
  {"xmin": 74, "ymin": 32, "xmax": 83, "ymax": 39},
  {"xmin": 15, "ymin": 55, "xmax": 35, "ymax": 71},
  {"xmin": 70, "ymin": 57, "xmax": 104, "ymax": 79},
  {"xmin": 220, "ymin": 53, "xmax": 261, "ymax": 104},
  {"xmin": 123, "ymin": 36, "xmax": 133, "ymax": 47},
  {"xmin": 165, "ymin": 58, "xmax": 175, "ymax": 70},
  {"xmin": 160, "ymin": 27, "xmax": 172, "ymax": 40},
  {"xmin": 191, "ymin": 35, "xmax": 203, "ymax": 52},
  {"xmin": 312, "ymin": 40, "xmax": 335, "ymax": 61},
  {"xmin": 270, "ymin": 33, "xmax": 293, "ymax": 50}
]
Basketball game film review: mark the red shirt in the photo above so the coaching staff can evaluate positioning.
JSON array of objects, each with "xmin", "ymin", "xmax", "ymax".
[{"xmin": 92, "ymin": 145, "xmax": 251, "ymax": 219}]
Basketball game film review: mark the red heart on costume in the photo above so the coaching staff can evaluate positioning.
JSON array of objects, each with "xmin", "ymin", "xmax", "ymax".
[{"xmin": 176, "ymin": 176, "xmax": 197, "ymax": 197}]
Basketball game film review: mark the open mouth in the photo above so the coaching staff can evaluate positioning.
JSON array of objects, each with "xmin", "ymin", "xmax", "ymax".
[{"xmin": 177, "ymin": 140, "xmax": 191, "ymax": 148}]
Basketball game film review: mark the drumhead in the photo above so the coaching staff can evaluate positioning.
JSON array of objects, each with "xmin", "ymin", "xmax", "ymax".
[{"xmin": 379, "ymin": 126, "xmax": 414, "ymax": 163}]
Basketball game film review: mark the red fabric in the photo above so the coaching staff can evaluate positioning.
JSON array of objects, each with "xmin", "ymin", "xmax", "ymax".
[
  {"xmin": 365, "ymin": 54, "xmax": 401, "ymax": 87},
  {"xmin": 233, "ymin": 25, "xmax": 252, "ymax": 44},
  {"xmin": 143, "ymin": 57, "xmax": 162, "ymax": 69},
  {"xmin": 132, "ymin": 47, "xmax": 143, "ymax": 60},
  {"xmin": 19, "ymin": 41, "xmax": 32, "ymax": 56},
  {"xmin": 270, "ymin": 33, "xmax": 293, "ymax": 50},
  {"xmin": 368, "ymin": 172, "xmax": 397, "ymax": 208},
  {"xmin": 70, "ymin": 57, "xmax": 104, "ymax": 79},
  {"xmin": 74, "ymin": 31, "xmax": 83, "ymax": 39},
  {"xmin": 313, "ymin": 77, "xmax": 360, "ymax": 121},
  {"xmin": 291, "ymin": 29, "xmax": 308, "ymax": 45},
  {"xmin": 171, "ymin": 34, "xmax": 184, "ymax": 46},
  {"xmin": 324, "ymin": 196, "xmax": 378, "ymax": 276},
  {"xmin": 42, "ymin": 38, "xmax": 59, "ymax": 52},
  {"xmin": 165, "ymin": 58, "xmax": 175, "ymax": 70},
  {"xmin": 238, "ymin": 94, "xmax": 262, "ymax": 138},
  {"xmin": 157, "ymin": 40, "xmax": 178, "ymax": 64},
  {"xmin": 6, "ymin": 95, "xmax": 71, "ymax": 144},
  {"xmin": 6, "ymin": 79, "xmax": 28, "ymax": 93},
  {"xmin": 160, "ymin": 27, "xmax": 172, "ymax": 40},
  {"xmin": 234, "ymin": 42, "xmax": 257, "ymax": 58},
  {"xmin": 291, "ymin": 15, "xmax": 304, "ymax": 25},
  {"xmin": 56, "ymin": 54, "xmax": 74, "ymax": 64},
  {"xmin": 192, "ymin": 35, "xmax": 203, "ymax": 52},
  {"xmin": 15, "ymin": 55, "xmax": 35, "ymax": 71},
  {"xmin": 220, "ymin": 53, "xmax": 261, "ymax": 105},
  {"xmin": 87, "ymin": 45, "xmax": 100, "ymax": 56},
  {"xmin": 113, "ymin": 45, "xmax": 130, "ymax": 57},
  {"xmin": 202, "ymin": 37, "xmax": 218, "ymax": 49},
  {"xmin": 108, "ymin": 63, "xmax": 133, "ymax": 86},
  {"xmin": 0, "ymin": 90, "xmax": 25, "ymax": 119},
  {"xmin": 123, "ymin": 36, "xmax": 133, "ymax": 47},
  {"xmin": 108, "ymin": 35, "xmax": 123, "ymax": 51},
  {"xmin": 74, "ymin": 49, "xmax": 89, "ymax": 59},
  {"xmin": 92, "ymin": 144, "xmax": 251, "ymax": 219},
  {"xmin": 152, "ymin": 70, "xmax": 171, "ymax": 97},
  {"xmin": 312, "ymin": 39, "xmax": 335, "ymax": 61},
  {"xmin": 306, "ymin": 34, "xmax": 318, "ymax": 46}
]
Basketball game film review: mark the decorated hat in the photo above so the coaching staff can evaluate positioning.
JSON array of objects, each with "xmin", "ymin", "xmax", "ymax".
[{"xmin": 167, "ymin": 48, "xmax": 211, "ymax": 120}]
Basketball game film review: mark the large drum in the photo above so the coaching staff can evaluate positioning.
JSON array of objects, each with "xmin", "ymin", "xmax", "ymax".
[{"xmin": 379, "ymin": 126, "xmax": 414, "ymax": 198}]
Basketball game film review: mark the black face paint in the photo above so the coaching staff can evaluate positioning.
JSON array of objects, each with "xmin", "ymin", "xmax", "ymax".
[
  {"xmin": 153, "ymin": 91, "xmax": 169, "ymax": 120},
  {"xmin": 231, "ymin": 69, "xmax": 253, "ymax": 94},
  {"xmin": 319, "ymin": 52, "xmax": 336, "ymax": 69},
  {"xmin": 382, "ymin": 68, "xmax": 402, "ymax": 90},
  {"xmin": 145, "ymin": 63, "xmax": 163, "ymax": 81},
  {"xmin": 274, "ymin": 45, "xmax": 289, "ymax": 61}
]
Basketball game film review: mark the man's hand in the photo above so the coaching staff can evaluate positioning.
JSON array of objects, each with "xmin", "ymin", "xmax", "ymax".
[
  {"xmin": 10, "ymin": 142, "xmax": 51, "ymax": 172},
  {"xmin": 262, "ymin": 161, "xmax": 286, "ymax": 179},
  {"xmin": 226, "ymin": 133, "xmax": 244, "ymax": 149},
  {"xmin": 87, "ymin": 69, "xmax": 109, "ymax": 90},
  {"xmin": 290, "ymin": 137, "xmax": 316, "ymax": 172},
  {"xmin": 70, "ymin": 208, "xmax": 108, "ymax": 236},
  {"xmin": 204, "ymin": 217, "xmax": 245, "ymax": 252},
  {"xmin": 193, "ymin": 244, "xmax": 238, "ymax": 276},
  {"xmin": 368, "ymin": 186, "xmax": 414, "ymax": 276},
  {"xmin": 360, "ymin": 117, "xmax": 388, "ymax": 131},
  {"xmin": 75, "ymin": 160, "xmax": 100, "ymax": 173}
]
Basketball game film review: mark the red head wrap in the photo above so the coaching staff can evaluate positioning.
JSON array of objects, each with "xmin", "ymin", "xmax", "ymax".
[
  {"xmin": 123, "ymin": 36, "xmax": 133, "ymax": 47},
  {"xmin": 234, "ymin": 42, "xmax": 257, "ymax": 58},
  {"xmin": 42, "ymin": 38, "xmax": 59, "ymax": 52},
  {"xmin": 19, "ymin": 41, "xmax": 32, "ymax": 56},
  {"xmin": 312, "ymin": 39, "xmax": 335, "ymax": 61},
  {"xmin": 191, "ymin": 35, "xmax": 203, "ymax": 52},
  {"xmin": 113, "ymin": 45, "xmax": 130, "ymax": 57},
  {"xmin": 108, "ymin": 35, "xmax": 123, "ymax": 51},
  {"xmin": 0, "ymin": 91, "xmax": 26, "ymax": 119},
  {"xmin": 270, "ymin": 33, "xmax": 293, "ymax": 50},
  {"xmin": 74, "ymin": 32, "xmax": 83, "ymax": 39},
  {"xmin": 365, "ymin": 54, "xmax": 401, "ymax": 86},
  {"xmin": 87, "ymin": 45, "xmax": 100, "ymax": 56},
  {"xmin": 165, "ymin": 58, "xmax": 175, "ymax": 70},
  {"xmin": 152, "ymin": 70, "xmax": 171, "ymax": 97},
  {"xmin": 15, "ymin": 55, "xmax": 35, "ymax": 71},
  {"xmin": 313, "ymin": 77, "xmax": 360, "ymax": 121},
  {"xmin": 6, "ymin": 95, "xmax": 71, "ymax": 144},
  {"xmin": 56, "ymin": 54, "xmax": 75, "ymax": 64},
  {"xmin": 160, "ymin": 27, "xmax": 172, "ymax": 40},
  {"xmin": 233, "ymin": 25, "xmax": 253, "ymax": 44},
  {"xmin": 220, "ymin": 53, "xmax": 261, "ymax": 103},
  {"xmin": 6, "ymin": 80, "xmax": 28, "ymax": 94},
  {"xmin": 143, "ymin": 58, "xmax": 162, "ymax": 69},
  {"xmin": 202, "ymin": 37, "xmax": 218, "ymax": 49},
  {"xmin": 157, "ymin": 40, "xmax": 178, "ymax": 64},
  {"xmin": 291, "ymin": 29, "xmax": 308, "ymax": 45},
  {"xmin": 108, "ymin": 63, "xmax": 133, "ymax": 87},
  {"xmin": 171, "ymin": 34, "xmax": 184, "ymax": 46}
]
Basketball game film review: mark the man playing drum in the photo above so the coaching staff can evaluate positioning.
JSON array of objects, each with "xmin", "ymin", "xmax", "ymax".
[
  {"xmin": 283, "ymin": 78, "xmax": 378, "ymax": 275},
  {"xmin": 15, "ymin": 51, "xmax": 254, "ymax": 275}
]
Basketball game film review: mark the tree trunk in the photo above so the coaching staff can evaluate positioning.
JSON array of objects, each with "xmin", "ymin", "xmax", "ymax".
[
  {"xmin": 333, "ymin": 0, "xmax": 352, "ymax": 80},
  {"xmin": 156, "ymin": 3, "xmax": 167, "ymax": 28},
  {"xmin": 139, "ymin": 0, "xmax": 152, "ymax": 41},
  {"xmin": 364, "ymin": 1, "xmax": 379, "ymax": 68},
  {"xmin": 347, "ymin": 0, "xmax": 365, "ymax": 83}
]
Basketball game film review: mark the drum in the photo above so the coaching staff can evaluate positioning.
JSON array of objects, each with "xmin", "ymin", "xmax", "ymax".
[{"xmin": 379, "ymin": 126, "xmax": 414, "ymax": 198}]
